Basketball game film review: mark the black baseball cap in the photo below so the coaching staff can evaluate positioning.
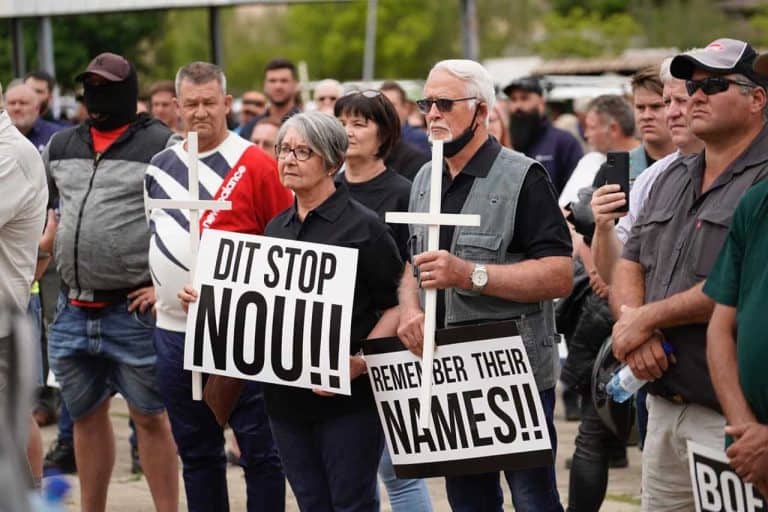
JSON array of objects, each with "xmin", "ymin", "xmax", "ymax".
[
  {"xmin": 75, "ymin": 52, "xmax": 132, "ymax": 82},
  {"xmin": 670, "ymin": 38, "xmax": 764, "ymax": 85},
  {"xmin": 502, "ymin": 76, "xmax": 543, "ymax": 97}
]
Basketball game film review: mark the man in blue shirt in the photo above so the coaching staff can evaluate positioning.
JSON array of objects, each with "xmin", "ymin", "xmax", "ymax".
[
  {"xmin": 4, "ymin": 82, "xmax": 63, "ymax": 153},
  {"xmin": 503, "ymin": 77, "xmax": 583, "ymax": 194}
]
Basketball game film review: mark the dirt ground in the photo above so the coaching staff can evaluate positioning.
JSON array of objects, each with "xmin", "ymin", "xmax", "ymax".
[{"xmin": 42, "ymin": 394, "xmax": 641, "ymax": 511}]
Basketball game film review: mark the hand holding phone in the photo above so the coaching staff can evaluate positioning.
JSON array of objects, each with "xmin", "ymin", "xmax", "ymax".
[{"xmin": 604, "ymin": 152, "xmax": 630, "ymax": 213}]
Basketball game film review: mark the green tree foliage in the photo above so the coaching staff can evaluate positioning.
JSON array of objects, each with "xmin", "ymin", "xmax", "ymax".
[
  {"xmin": 1, "ymin": 11, "xmax": 167, "ymax": 90},
  {"xmin": 534, "ymin": 7, "xmax": 641, "ymax": 58}
]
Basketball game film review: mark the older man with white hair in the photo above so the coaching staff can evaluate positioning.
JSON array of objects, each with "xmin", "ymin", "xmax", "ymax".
[
  {"xmin": 313, "ymin": 78, "xmax": 344, "ymax": 114},
  {"xmin": 397, "ymin": 59, "xmax": 573, "ymax": 512}
]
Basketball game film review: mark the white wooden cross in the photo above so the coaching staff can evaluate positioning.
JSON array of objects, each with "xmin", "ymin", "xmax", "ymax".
[
  {"xmin": 146, "ymin": 132, "xmax": 232, "ymax": 400},
  {"xmin": 385, "ymin": 140, "xmax": 481, "ymax": 430}
]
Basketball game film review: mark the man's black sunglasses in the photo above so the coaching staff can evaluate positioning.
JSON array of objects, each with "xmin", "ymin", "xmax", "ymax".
[
  {"xmin": 416, "ymin": 96, "xmax": 477, "ymax": 114},
  {"xmin": 685, "ymin": 76, "xmax": 757, "ymax": 96}
]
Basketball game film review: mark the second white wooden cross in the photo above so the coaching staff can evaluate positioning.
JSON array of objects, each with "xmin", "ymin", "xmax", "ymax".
[
  {"xmin": 386, "ymin": 140, "xmax": 481, "ymax": 430},
  {"xmin": 146, "ymin": 132, "xmax": 232, "ymax": 400}
]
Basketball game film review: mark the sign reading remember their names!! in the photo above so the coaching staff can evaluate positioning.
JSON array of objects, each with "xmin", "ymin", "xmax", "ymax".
[
  {"xmin": 688, "ymin": 441, "xmax": 767, "ymax": 512},
  {"xmin": 184, "ymin": 229, "xmax": 358, "ymax": 395},
  {"xmin": 363, "ymin": 321, "xmax": 553, "ymax": 479}
]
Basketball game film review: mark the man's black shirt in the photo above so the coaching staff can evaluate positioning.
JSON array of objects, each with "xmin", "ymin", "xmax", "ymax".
[
  {"xmin": 430, "ymin": 137, "xmax": 572, "ymax": 326},
  {"xmin": 263, "ymin": 182, "xmax": 402, "ymax": 422}
]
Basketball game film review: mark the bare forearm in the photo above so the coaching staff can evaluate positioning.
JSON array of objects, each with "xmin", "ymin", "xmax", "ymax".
[
  {"xmin": 367, "ymin": 306, "xmax": 400, "ymax": 339},
  {"xmin": 707, "ymin": 305, "xmax": 755, "ymax": 425},
  {"xmin": 398, "ymin": 263, "xmax": 421, "ymax": 311},
  {"xmin": 592, "ymin": 226, "xmax": 623, "ymax": 284},
  {"xmin": 483, "ymin": 256, "xmax": 573, "ymax": 302},
  {"xmin": 643, "ymin": 282, "xmax": 714, "ymax": 329},
  {"xmin": 610, "ymin": 258, "xmax": 645, "ymax": 317}
]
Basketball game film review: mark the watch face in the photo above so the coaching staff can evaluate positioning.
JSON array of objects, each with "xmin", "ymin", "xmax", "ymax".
[{"xmin": 472, "ymin": 267, "xmax": 488, "ymax": 287}]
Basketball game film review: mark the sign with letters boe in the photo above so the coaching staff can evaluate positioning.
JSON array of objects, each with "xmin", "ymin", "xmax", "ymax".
[
  {"xmin": 363, "ymin": 321, "xmax": 553, "ymax": 478},
  {"xmin": 688, "ymin": 441, "xmax": 767, "ymax": 512},
  {"xmin": 184, "ymin": 229, "xmax": 358, "ymax": 395}
]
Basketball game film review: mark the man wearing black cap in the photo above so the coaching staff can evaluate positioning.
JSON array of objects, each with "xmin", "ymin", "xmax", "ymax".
[
  {"xmin": 503, "ymin": 77, "xmax": 583, "ymax": 194},
  {"xmin": 44, "ymin": 52, "xmax": 179, "ymax": 511},
  {"xmin": 609, "ymin": 38, "xmax": 768, "ymax": 510}
]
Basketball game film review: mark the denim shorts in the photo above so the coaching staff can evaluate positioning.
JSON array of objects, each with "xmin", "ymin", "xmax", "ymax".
[{"xmin": 47, "ymin": 292, "xmax": 164, "ymax": 420}]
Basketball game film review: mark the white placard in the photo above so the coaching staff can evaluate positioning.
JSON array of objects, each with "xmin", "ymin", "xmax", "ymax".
[
  {"xmin": 184, "ymin": 229, "xmax": 358, "ymax": 395},
  {"xmin": 363, "ymin": 321, "xmax": 552, "ymax": 478},
  {"xmin": 688, "ymin": 440, "xmax": 767, "ymax": 512}
]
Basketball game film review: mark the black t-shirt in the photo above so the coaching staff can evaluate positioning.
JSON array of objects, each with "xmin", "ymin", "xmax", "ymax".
[
  {"xmin": 262, "ymin": 182, "xmax": 403, "ymax": 422},
  {"xmin": 432, "ymin": 137, "xmax": 573, "ymax": 326},
  {"xmin": 337, "ymin": 168, "xmax": 412, "ymax": 262},
  {"xmin": 385, "ymin": 139, "xmax": 430, "ymax": 181}
]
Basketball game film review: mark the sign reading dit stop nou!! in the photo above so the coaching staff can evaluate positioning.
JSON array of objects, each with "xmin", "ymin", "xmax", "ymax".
[{"xmin": 184, "ymin": 229, "xmax": 358, "ymax": 394}]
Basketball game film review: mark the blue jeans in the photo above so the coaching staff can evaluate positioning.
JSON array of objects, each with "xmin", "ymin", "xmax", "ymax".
[
  {"xmin": 269, "ymin": 407, "xmax": 384, "ymax": 512},
  {"xmin": 27, "ymin": 293, "xmax": 43, "ymax": 385},
  {"xmin": 378, "ymin": 446, "xmax": 433, "ymax": 512},
  {"xmin": 154, "ymin": 328, "xmax": 284, "ymax": 512},
  {"xmin": 47, "ymin": 294, "xmax": 164, "ymax": 419},
  {"xmin": 445, "ymin": 387, "xmax": 563, "ymax": 512}
]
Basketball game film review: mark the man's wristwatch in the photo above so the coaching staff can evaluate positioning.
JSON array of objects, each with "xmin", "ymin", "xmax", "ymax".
[{"xmin": 470, "ymin": 264, "xmax": 488, "ymax": 292}]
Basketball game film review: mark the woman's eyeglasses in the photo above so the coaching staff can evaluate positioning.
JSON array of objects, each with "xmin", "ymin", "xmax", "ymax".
[
  {"xmin": 276, "ymin": 145, "xmax": 315, "ymax": 161},
  {"xmin": 685, "ymin": 76, "xmax": 757, "ymax": 96},
  {"xmin": 415, "ymin": 97, "xmax": 477, "ymax": 114}
]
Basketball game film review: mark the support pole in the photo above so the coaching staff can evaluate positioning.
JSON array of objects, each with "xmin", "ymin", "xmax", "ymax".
[
  {"xmin": 460, "ymin": 0, "xmax": 479, "ymax": 61},
  {"xmin": 11, "ymin": 19, "xmax": 26, "ymax": 78},
  {"xmin": 362, "ymin": 0, "xmax": 378, "ymax": 81},
  {"xmin": 209, "ymin": 6, "xmax": 223, "ymax": 67}
]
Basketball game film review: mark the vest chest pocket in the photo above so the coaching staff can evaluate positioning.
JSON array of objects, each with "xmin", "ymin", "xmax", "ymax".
[
  {"xmin": 454, "ymin": 233, "xmax": 503, "ymax": 264},
  {"xmin": 690, "ymin": 208, "xmax": 733, "ymax": 278}
]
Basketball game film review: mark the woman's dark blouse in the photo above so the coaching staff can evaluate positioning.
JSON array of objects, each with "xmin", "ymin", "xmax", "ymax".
[{"xmin": 263, "ymin": 181, "xmax": 403, "ymax": 421}]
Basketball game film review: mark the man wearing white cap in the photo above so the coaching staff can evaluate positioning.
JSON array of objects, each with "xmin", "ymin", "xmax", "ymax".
[{"xmin": 609, "ymin": 38, "xmax": 768, "ymax": 510}]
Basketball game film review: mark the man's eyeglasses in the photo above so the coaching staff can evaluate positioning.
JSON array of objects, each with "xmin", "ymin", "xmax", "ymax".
[
  {"xmin": 276, "ymin": 145, "xmax": 314, "ymax": 161},
  {"xmin": 416, "ymin": 97, "xmax": 477, "ymax": 114},
  {"xmin": 315, "ymin": 96, "xmax": 338, "ymax": 103},
  {"xmin": 685, "ymin": 76, "xmax": 757, "ymax": 96}
]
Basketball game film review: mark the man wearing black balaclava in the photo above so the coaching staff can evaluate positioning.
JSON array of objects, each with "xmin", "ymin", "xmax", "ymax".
[
  {"xmin": 43, "ymin": 52, "xmax": 179, "ymax": 512},
  {"xmin": 503, "ymin": 77, "xmax": 583, "ymax": 195}
]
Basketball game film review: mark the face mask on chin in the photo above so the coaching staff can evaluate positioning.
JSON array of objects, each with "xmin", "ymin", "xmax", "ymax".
[
  {"xmin": 443, "ymin": 104, "xmax": 481, "ymax": 158},
  {"xmin": 509, "ymin": 109, "xmax": 543, "ymax": 153}
]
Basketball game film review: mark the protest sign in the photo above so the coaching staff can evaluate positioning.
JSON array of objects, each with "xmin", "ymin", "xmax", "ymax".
[
  {"xmin": 184, "ymin": 229, "xmax": 358, "ymax": 395},
  {"xmin": 363, "ymin": 321, "xmax": 552, "ymax": 478},
  {"xmin": 688, "ymin": 441, "xmax": 767, "ymax": 512}
]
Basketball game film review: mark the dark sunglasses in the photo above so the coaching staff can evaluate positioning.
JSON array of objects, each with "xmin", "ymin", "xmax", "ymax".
[
  {"xmin": 316, "ymin": 96, "xmax": 338, "ymax": 102},
  {"xmin": 685, "ymin": 76, "xmax": 757, "ymax": 96},
  {"xmin": 415, "ymin": 96, "xmax": 477, "ymax": 114},
  {"xmin": 242, "ymin": 99, "xmax": 266, "ymax": 107}
]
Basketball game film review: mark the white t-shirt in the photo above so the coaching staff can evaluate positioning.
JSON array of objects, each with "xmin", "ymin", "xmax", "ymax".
[
  {"xmin": 616, "ymin": 150, "xmax": 681, "ymax": 244},
  {"xmin": 0, "ymin": 112, "xmax": 48, "ymax": 336},
  {"xmin": 558, "ymin": 151, "xmax": 606, "ymax": 207}
]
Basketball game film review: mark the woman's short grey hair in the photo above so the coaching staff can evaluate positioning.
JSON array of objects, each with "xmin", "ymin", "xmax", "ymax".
[
  {"xmin": 175, "ymin": 61, "xmax": 227, "ymax": 96},
  {"xmin": 429, "ymin": 59, "xmax": 496, "ymax": 123},
  {"xmin": 276, "ymin": 111, "xmax": 348, "ymax": 172}
]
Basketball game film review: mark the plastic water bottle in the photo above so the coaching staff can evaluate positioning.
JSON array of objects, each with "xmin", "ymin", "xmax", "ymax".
[
  {"xmin": 30, "ymin": 476, "xmax": 70, "ymax": 511},
  {"xmin": 606, "ymin": 340, "xmax": 674, "ymax": 403}
]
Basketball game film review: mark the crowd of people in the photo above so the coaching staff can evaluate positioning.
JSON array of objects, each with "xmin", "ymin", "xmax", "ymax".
[{"xmin": 1, "ymin": 35, "xmax": 768, "ymax": 512}]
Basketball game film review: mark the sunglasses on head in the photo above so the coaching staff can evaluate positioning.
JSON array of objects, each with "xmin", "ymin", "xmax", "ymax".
[
  {"xmin": 415, "ymin": 96, "xmax": 477, "ymax": 114},
  {"xmin": 342, "ymin": 89, "xmax": 382, "ymax": 99},
  {"xmin": 685, "ymin": 76, "xmax": 757, "ymax": 96}
]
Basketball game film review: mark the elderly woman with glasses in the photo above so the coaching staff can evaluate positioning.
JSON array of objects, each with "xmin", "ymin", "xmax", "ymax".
[{"xmin": 266, "ymin": 111, "xmax": 403, "ymax": 511}]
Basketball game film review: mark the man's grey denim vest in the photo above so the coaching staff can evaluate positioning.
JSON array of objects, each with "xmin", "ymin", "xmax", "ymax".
[{"xmin": 408, "ymin": 147, "xmax": 559, "ymax": 390}]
